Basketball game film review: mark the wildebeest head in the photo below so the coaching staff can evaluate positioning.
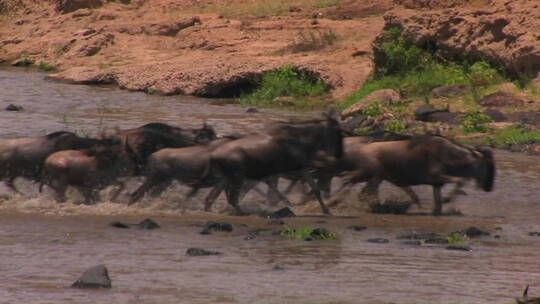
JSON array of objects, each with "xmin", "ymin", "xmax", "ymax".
[
  {"xmin": 193, "ymin": 122, "xmax": 217, "ymax": 144},
  {"xmin": 425, "ymin": 135, "xmax": 496, "ymax": 192}
]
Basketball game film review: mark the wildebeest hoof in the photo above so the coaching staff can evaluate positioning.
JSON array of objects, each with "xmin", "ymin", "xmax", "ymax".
[{"xmin": 109, "ymin": 221, "xmax": 130, "ymax": 228}]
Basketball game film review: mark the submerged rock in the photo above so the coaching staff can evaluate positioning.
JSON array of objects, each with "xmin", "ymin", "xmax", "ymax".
[
  {"xmin": 200, "ymin": 221, "xmax": 233, "ymax": 234},
  {"xmin": 455, "ymin": 226, "xmax": 490, "ymax": 238},
  {"xmin": 72, "ymin": 264, "xmax": 111, "ymax": 289},
  {"xmin": 109, "ymin": 221, "xmax": 129, "ymax": 229},
  {"xmin": 136, "ymin": 218, "xmax": 160, "ymax": 230},
  {"xmin": 347, "ymin": 225, "xmax": 367, "ymax": 231},
  {"xmin": 186, "ymin": 248, "xmax": 222, "ymax": 256},
  {"xmin": 367, "ymin": 238, "xmax": 389, "ymax": 244},
  {"xmin": 267, "ymin": 207, "xmax": 296, "ymax": 219},
  {"xmin": 446, "ymin": 245, "xmax": 472, "ymax": 252},
  {"xmin": 5, "ymin": 104, "xmax": 23, "ymax": 111}
]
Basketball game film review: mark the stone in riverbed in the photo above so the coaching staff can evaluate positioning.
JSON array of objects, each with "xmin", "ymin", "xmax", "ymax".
[
  {"xmin": 200, "ymin": 221, "xmax": 233, "ymax": 234},
  {"xmin": 72, "ymin": 264, "xmax": 111, "ymax": 289},
  {"xmin": 186, "ymin": 248, "xmax": 222, "ymax": 256},
  {"xmin": 136, "ymin": 218, "xmax": 160, "ymax": 230}
]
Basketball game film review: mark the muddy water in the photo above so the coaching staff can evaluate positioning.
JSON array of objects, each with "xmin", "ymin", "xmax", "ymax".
[{"xmin": 1, "ymin": 67, "xmax": 540, "ymax": 304}]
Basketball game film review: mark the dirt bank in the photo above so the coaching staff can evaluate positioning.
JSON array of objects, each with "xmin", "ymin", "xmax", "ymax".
[{"xmin": 2, "ymin": 0, "xmax": 538, "ymax": 100}]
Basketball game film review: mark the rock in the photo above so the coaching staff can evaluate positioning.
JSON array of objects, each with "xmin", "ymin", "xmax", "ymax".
[
  {"xmin": 136, "ymin": 218, "xmax": 160, "ymax": 230},
  {"xmin": 394, "ymin": 0, "xmax": 484, "ymax": 9},
  {"xmin": 56, "ymin": 0, "xmax": 103, "ymax": 14},
  {"xmin": 47, "ymin": 67, "xmax": 116, "ymax": 85},
  {"xmin": 5, "ymin": 104, "xmax": 23, "ymax": 111},
  {"xmin": 483, "ymin": 108, "xmax": 507, "ymax": 122},
  {"xmin": 310, "ymin": 228, "xmax": 332, "ymax": 239},
  {"xmin": 446, "ymin": 245, "xmax": 472, "ymax": 252},
  {"xmin": 367, "ymin": 238, "xmax": 389, "ymax": 244},
  {"xmin": 432, "ymin": 84, "xmax": 468, "ymax": 97},
  {"xmin": 186, "ymin": 248, "xmax": 222, "ymax": 256},
  {"xmin": 414, "ymin": 104, "xmax": 451, "ymax": 122},
  {"xmin": 341, "ymin": 114, "xmax": 368, "ymax": 133},
  {"xmin": 273, "ymin": 264, "xmax": 285, "ymax": 270},
  {"xmin": 478, "ymin": 92, "xmax": 525, "ymax": 107},
  {"xmin": 455, "ymin": 226, "xmax": 489, "ymax": 238},
  {"xmin": 342, "ymin": 89, "xmax": 400, "ymax": 117},
  {"xmin": 347, "ymin": 225, "xmax": 367, "ymax": 231},
  {"xmin": 267, "ymin": 207, "xmax": 296, "ymax": 219},
  {"xmin": 382, "ymin": 3, "xmax": 540, "ymax": 77},
  {"xmin": 303, "ymin": 235, "xmax": 315, "ymax": 241},
  {"xmin": 528, "ymin": 232, "xmax": 540, "ymax": 237},
  {"xmin": 245, "ymin": 107, "xmax": 259, "ymax": 113},
  {"xmin": 114, "ymin": 17, "xmax": 201, "ymax": 36},
  {"xmin": 72, "ymin": 265, "xmax": 112, "ymax": 289},
  {"xmin": 11, "ymin": 57, "xmax": 33, "ymax": 66},
  {"xmin": 71, "ymin": 8, "xmax": 93, "ymax": 18},
  {"xmin": 396, "ymin": 231, "xmax": 447, "ymax": 244},
  {"xmin": 109, "ymin": 221, "xmax": 129, "ymax": 229},
  {"xmin": 70, "ymin": 34, "xmax": 114, "ymax": 57},
  {"xmin": 200, "ymin": 221, "xmax": 233, "ymax": 234}
]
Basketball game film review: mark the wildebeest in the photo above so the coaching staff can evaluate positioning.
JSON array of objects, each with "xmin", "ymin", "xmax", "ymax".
[
  {"xmin": 340, "ymin": 134, "xmax": 495, "ymax": 215},
  {"xmin": 207, "ymin": 114, "xmax": 344, "ymax": 215},
  {"xmin": 112, "ymin": 122, "xmax": 217, "ymax": 173},
  {"xmin": 0, "ymin": 131, "xmax": 105, "ymax": 192},
  {"xmin": 40, "ymin": 138, "xmax": 137, "ymax": 204}
]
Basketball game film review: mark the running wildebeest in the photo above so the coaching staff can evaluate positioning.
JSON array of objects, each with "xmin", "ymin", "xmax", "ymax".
[
  {"xmin": 208, "ymin": 113, "xmax": 344, "ymax": 215},
  {"xmin": 128, "ymin": 134, "xmax": 287, "ymax": 210},
  {"xmin": 40, "ymin": 138, "xmax": 137, "ymax": 204},
  {"xmin": 340, "ymin": 134, "xmax": 495, "ymax": 215},
  {"xmin": 111, "ymin": 122, "xmax": 217, "ymax": 173},
  {"xmin": 0, "ymin": 131, "xmax": 105, "ymax": 192}
]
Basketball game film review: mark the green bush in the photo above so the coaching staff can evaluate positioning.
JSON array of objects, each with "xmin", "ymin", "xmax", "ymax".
[
  {"xmin": 239, "ymin": 64, "xmax": 328, "ymax": 108},
  {"xmin": 361, "ymin": 100, "xmax": 384, "ymax": 118},
  {"xmin": 468, "ymin": 61, "xmax": 501, "ymax": 87},
  {"xmin": 281, "ymin": 225, "xmax": 336, "ymax": 240},
  {"xmin": 447, "ymin": 232, "xmax": 469, "ymax": 247},
  {"xmin": 38, "ymin": 61, "xmax": 56, "ymax": 72},
  {"xmin": 459, "ymin": 110, "xmax": 493, "ymax": 133},
  {"xmin": 384, "ymin": 119, "xmax": 406, "ymax": 133}
]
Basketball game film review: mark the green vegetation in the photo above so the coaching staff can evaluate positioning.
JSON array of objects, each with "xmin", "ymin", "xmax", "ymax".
[
  {"xmin": 384, "ymin": 119, "xmax": 406, "ymax": 133},
  {"xmin": 338, "ymin": 27, "xmax": 504, "ymax": 110},
  {"xmin": 37, "ymin": 61, "xmax": 56, "ymax": 72},
  {"xmin": 16, "ymin": 52, "xmax": 33, "ymax": 66},
  {"xmin": 459, "ymin": 110, "xmax": 493, "ymax": 133},
  {"xmin": 281, "ymin": 225, "xmax": 337, "ymax": 240},
  {"xmin": 146, "ymin": 88, "xmax": 156, "ymax": 95},
  {"xmin": 484, "ymin": 124, "xmax": 540, "ymax": 145},
  {"xmin": 239, "ymin": 64, "xmax": 328, "ymax": 110},
  {"xmin": 447, "ymin": 232, "xmax": 469, "ymax": 247}
]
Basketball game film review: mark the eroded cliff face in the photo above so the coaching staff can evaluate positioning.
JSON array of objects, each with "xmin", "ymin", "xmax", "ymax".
[
  {"xmin": 0, "ymin": 0, "xmax": 539, "ymax": 98},
  {"xmin": 381, "ymin": 0, "xmax": 540, "ymax": 77}
]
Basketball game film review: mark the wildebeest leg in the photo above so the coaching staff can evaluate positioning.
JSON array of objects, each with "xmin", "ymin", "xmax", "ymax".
[
  {"xmin": 52, "ymin": 183, "xmax": 67, "ymax": 203},
  {"xmin": 184, "ymin": 186, "xmax": 201, "ymax": 202},
  {"xmin": 110, "ymin": 182, "xmax": 126, "ymax": 202},
  {"xmin": 318, "ymin": 174, "xmax": 333, "ymax": 199},
  {"xmin": 399, "ymin": 186, "xmax": 420, "ymax": 207},
  {"xmin": 263, "ymin": 179, "xmax": 292, "ymax": 206},
  {"xmin": 264, "ymin": 176, "xmax": 281, "ymax": 205},
  {"xmin": 301, "ymin": 170, "xmax": 330, "ymax": 215},
  {"xmin": 5, "ymin": 176, "xmax": 19, "ymax": 193},
  {"xmin": 442, "ymin": 180, "xmax": 467, "ymax": 204},
  {"xmin": 432, "ymin": 185, "xmax": 443, "ymax": 216},
  {"xmin": 129, "ymin": 179, "xmax": 159, "ymax": 205},
  {"xmin": 148, "ymin": 180, "xmax": 172, "ymax": 197},
  {"xmin": 79, "ymin": 187, "xmax": 99, "ymax": 205},
  {"xmin": 203, "ymin": 183, "xmax": 224, "ymax": 212},
  {"xmin": 224, "ymin": 178, "xmax": 244, "ymax": 215},
  {"xmin": 283, "ymin": 179, "xmax": 299, "ymax": 194}
]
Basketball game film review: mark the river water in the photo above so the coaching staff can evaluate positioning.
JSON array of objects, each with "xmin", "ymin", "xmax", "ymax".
[{"xmin": 1, "ymin": 67, "xmax": 540, "ymax": 304}]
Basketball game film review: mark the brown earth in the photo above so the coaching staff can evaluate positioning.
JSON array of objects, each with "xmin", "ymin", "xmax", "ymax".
[{"xmin": 0, "ymin": 0, "xmax": 539, "ymax": 99}]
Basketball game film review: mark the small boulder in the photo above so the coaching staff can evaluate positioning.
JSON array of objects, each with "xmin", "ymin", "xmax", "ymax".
[
  {"xmin": 267, "ymin": 207, "xmax": 296, "ymax": 219},
  {"xmin": 5, "ymin": 104, "xmax": 23, "ymax": 111},
  {"xmin": 478, "ymin": 91, "xmax": 525, "ymax": 107},
  {"xmin": 56, "ymin": 0, "xmax": 103, "ymax": 14},
  {"xmin": 367, "ymin": 238, "xmax": 389, "ymax": 244},
  {"xmin": 186, "ymin": 248, "xmax": 222, "ymax": 256},
  {"xmin": 431, "ymin": 84, "xmax": 468, "ymax": 97},
  {"xmin": 341, "ymin": 114, "xmax": 368, "ymax": 133},
  {"xmin": 455, "ymin": 226, "xmax": 489, "ymax": 238},
  {"xmin": 11, "ymin": 57, "xmax": 33, "ymax": 67},
  {"xmin": 200, "ymin": 221, "xmax": 233, "ymax": 234},
  {"xmin": 414, "ymin": 104, "xmax": 450, "ymax": 122},
  {"xmin": 72, "ymin": 265, "xmax": 112, "ymax": 289},
  {"xmin": 136, "ymin": 218, "xmax": 160, "ymax": 230},
  {"xmin": 109, "ymin": 221, "xmax": 129, "ymax": 229},
  {"xmin": 347, "ymin": 225, "xmax": 367, "ymax": 231},
  {"xmin": 245, "ymin": 107, "xmax": 259, "ymax": 113},
  {"xmin": 483, "ymin": 108, "xmax": 507, "ymax": 122},
  {"xmin": 446, "ymin": 245, "xmax": 472, "ymax": 252},
  {"xmin": 342, "ymin": 89, "xmax": 400, "ymax": 117}
]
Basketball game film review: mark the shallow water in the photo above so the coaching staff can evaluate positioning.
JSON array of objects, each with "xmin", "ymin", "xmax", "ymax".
[{"xmin": 1, "ymin": 67, "xmax": 540, "ymax": 304}]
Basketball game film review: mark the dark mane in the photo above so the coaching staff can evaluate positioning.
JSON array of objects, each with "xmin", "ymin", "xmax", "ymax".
[{"xmin": 45, "ymin": 131, "xmax": 76, "ymax": 139}]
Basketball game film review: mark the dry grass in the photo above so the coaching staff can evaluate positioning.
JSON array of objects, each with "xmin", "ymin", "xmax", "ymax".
[
  {"xmin": 276, "ymin": 29, "xmax": 339, "ymax": 54},
  {"xmin": 186, "ymin": 0, "xmax": 341, "ymax": 19}
]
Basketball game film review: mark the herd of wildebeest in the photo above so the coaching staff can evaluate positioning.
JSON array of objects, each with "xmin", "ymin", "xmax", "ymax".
[{"xmin": 0, "ymin": 110, "xmax": 496, "ymax": 216}]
